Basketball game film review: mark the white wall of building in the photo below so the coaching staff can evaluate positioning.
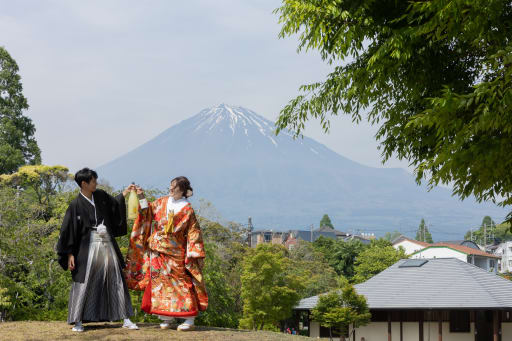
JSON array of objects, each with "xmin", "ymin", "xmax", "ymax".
[
  {"xmin": 310, "ymin": 321, "xmax": 320, "ymax": 338},
  {"xmin": 411, "ymin": 247, "xmax": 467, "ymax": 262},
  {"xmin": 411, "ymin": 247, "xmax": 496, "ymax": 272},
  {"xmin": 346, "ymin": 321, "xmax": 476, "ymax": 341},
  {"xmin": 351, "ymin": 322, "xmax": 386, "ymax": 340},
  {"xmin": 497, "ymin": 241, "xmax": 512, "ymax": 273},
  {"xmin": 308, "ymin": 320, "xmax": 512, "ymax": 340},
  {"xmin": 393, "ymin": 240, "xmax": 426, "ymax": 255},
  {"xmin": 503, "ymin": 322, "xmax": 512, "ymax": 340}
]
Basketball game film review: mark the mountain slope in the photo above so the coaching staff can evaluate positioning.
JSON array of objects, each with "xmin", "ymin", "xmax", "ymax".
[{"xmin": 98, "ymin": 104, "xmax": 506, "ymax": 239}]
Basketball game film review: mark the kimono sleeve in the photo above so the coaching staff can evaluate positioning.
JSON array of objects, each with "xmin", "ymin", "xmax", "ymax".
[
  {"xmin": 184, "ymin": 208, "xmax": 208, "ymax": 311},
  {"xmin": 185, "ymin": 209, "xmax": 206, "ymax": 262},
  {"xmin": 107, "ymin": 192, "xmax": 128, "ymax": 237},
  {"xmin": 124, "ymin": 199, "xmax": 155, "ymax": 291},
  {"xmin": 56, "ymin": 204, "xmax": 79, "ymax": 271}
]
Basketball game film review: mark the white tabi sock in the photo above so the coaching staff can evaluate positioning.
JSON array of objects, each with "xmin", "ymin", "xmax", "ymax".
[{"xmin": 158, "ymin": 315, "xmax": 175, "ymax": 322}]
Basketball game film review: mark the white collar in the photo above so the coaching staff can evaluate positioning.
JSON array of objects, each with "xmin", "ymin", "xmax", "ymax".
[
  {"xmin": 169, "ymin": 196, "xmax": 187, "ymax": 204},
  {"xmin": 167, "ymin": 196, "xmax": 188, "ymax": 213},
  {"xmin": 80, "ymin": 191, "xmax": 95, "ymax": 207}
]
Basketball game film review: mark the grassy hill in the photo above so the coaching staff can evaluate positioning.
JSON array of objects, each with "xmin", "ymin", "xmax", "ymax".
[{"xmin": 0, "ymin": 321, "xmax": 309, "ymax": 341}]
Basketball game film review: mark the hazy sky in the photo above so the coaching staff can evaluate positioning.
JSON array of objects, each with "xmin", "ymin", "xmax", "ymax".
[{"xmin": 1, "ymin": 0, "xmax": 410, "ymax": 173}]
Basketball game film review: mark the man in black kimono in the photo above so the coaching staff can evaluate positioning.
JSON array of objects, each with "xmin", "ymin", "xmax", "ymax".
[{"xmin": 56, "ymin": 168, "xmax": 138, "ymax": 332}]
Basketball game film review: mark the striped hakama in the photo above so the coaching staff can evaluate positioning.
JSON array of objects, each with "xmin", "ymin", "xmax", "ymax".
[{"xmin": 67, "ymin": 231, "xmax": 133, "ymax": 324}]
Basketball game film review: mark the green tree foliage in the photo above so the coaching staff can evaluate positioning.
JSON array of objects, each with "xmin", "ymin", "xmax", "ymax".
[
  {"xmin": 495, "ymin": 222, "xmax": 512, "ymax": 242},
  {"xmin": 353, "ymin": 239, "xmax": 407, "ymax": 284},
  {"xmin": 0, "ymin": 182, "xmax": 73, "ymax": 321},
  {"xmin": 0, "ymin": 47, "xmax": 41, "ymax": 174},
  {"xmin": 383, "ymin": 230, "xmax": 402, "ymax": 242},
  {"xmin": 499, "ymin": 273, "xmax": 512, "ymax": 281},
  {"xmin": 274, "ymin": 0, "xmax": 512, "ymax": 218},
  {"xmin": 195, "ymin": 206, "xmax": 248, "ymax": 328},
  {"xmin": 0, "ymin": 165, "xmax": 72, "ymax": 220},
  {"xmin": 415, "ymin": 218, "xmax": 433, "ymax": 243},
  {"xmin": 0, "ymin": 285, "xmax": 11, "ymax": 321},
  {"xmin": 196, "ymin": 243, "xmax": 240, "ymax": 328},
  {"xmin": 313, "ymin": 237, "xmax": 366, "ymax": 280},
  {"xmin": 288, "ymin": 240, "xmax": 338, "ymax": 298},
  {"xmin": 320, "ymin": 214, "xmax": 334, "ymax": 228},
  {"xmin": 464, "ymin": 216, "xmax": 510, "ymax": 244},
  {"xmin": 311, "ymin": 285, "xmax": 370, "ymax": 341},
  {"xmin": 240, "ymin": 244, "xmax": 304, "ymax": 330},
  {"xmin": 0, "ymin": 287, "xmax": 10, "ymax": 306}
]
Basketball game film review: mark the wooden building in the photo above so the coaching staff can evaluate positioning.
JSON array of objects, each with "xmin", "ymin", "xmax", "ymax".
[{"xmin": 293, "ymin": 258, "xmax": 512, "ymax": 340}]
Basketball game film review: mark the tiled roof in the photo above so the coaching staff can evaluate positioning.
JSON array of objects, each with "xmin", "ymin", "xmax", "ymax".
[
  {"xmin": 294, "ymin": 258, "xmax": 512, "ymax": 310},
  {"xmin": 437, "ymin": 240, "xmax": 481, "ymax": 250},
  {"xmin": 425, "ymin": 243, "xmax": 501, "ymax": 259}
]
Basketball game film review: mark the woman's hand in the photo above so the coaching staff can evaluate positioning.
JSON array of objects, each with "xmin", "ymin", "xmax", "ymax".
[
  {"xmin": 123, "ymin": 184, "xmax": 136, "ymax": 197},
  {"xmin": 68, "ymin": 254, "xmax": 75, "ymax": 271},
  {"xmin": 135, "ymin": 185, "xmax": 145, "ymax": 199}
]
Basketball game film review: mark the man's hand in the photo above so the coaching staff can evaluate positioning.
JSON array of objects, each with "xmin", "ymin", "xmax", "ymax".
[{"xmin": 68, "ymin": 254, "xmax": 75, "ymax": 271}]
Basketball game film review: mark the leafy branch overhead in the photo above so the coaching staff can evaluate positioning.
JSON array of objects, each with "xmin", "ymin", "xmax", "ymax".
[{"xmin": 274, "ymin": 0, "xmax": 512, "ymax": 216}]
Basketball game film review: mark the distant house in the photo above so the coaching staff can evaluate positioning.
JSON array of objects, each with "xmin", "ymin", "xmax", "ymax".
[
  {"xmin": 250, "ymin": 227, "xmax": 372, "ymax": 250},
  {"xmin": 410, "ymin": 243, "xmax": 500, "ymax": 273},
  {"xmin": 392, "ymin": 235, "xmax": 431, "ymax": 255},
  {"xmin": 284, "ymin": 228, "xmax": 373, "ymax": 250},
  {"xmin": 494, "ymin": 241, "xmax": 512, "ymax": 273},
  {"xmin": 342, "ymin": 234, "xmax": 373, "ymax": 245},
  {"xmin": 284, "ymin": 230, "xmax": 337, "ymax": 250},
  {"xmin": 315, "ymin": 225, "xmax": 348, "ymax": 238},
  {"xmin": 249, "ymin": 230, "xmax": 289, "ymax": 248},
  {"xmin": 293, "ymin": 258, "xmax": 512, "ymax": 340}
]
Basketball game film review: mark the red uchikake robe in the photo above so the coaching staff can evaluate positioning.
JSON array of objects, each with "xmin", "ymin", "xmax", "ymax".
[{"xmin": 124, "ymin": 196, "xmax": 208, "ymax": 317}]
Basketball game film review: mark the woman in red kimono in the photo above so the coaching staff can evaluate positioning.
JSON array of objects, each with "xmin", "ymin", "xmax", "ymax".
[{"xmin": 124, "ymin": 176, "xmax": 208, "ymax": 331}]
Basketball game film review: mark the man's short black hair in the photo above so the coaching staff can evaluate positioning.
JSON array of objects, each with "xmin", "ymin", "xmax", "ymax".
[{"xmin": 74, "ymin": 168, "xmax": 98, "ymax": 188}]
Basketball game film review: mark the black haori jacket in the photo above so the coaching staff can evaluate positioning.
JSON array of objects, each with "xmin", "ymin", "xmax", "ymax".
[{"xmin": 56, "ymin": 189, "xmax": 127, "ymax": 283}]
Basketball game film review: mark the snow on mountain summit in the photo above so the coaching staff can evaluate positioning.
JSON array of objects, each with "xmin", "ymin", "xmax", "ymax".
[{"xmin": 193, "ymin": 104, "xmax": 279, "ymax": 146}]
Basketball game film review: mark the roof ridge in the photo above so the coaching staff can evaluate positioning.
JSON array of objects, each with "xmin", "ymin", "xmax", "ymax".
[{"xmin": 456, "ymin": 258, "xmax": 503, "ymax": 306}]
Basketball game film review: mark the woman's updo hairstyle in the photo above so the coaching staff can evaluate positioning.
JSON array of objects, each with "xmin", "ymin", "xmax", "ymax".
[{"xmin": 172, "ymin": 176, "xmax": 193, "ymax": 198}]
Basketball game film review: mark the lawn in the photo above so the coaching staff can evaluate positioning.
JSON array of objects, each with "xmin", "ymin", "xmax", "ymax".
[{"xmin": 0, "ymin": 321, "xmax": 310, "ymax": 341}]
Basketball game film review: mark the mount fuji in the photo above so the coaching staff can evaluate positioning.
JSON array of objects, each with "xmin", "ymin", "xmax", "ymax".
[{"xmin": 97, "ymin": 104, "xmax": 506, "ymax": 239}]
